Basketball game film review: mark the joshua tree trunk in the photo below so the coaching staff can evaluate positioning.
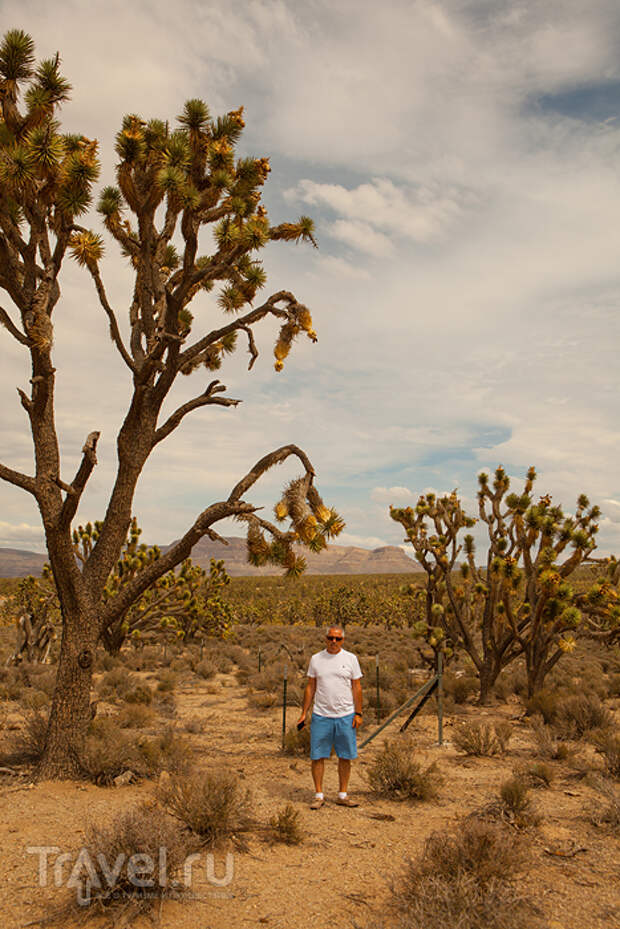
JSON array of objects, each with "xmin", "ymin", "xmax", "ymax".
[{"xmin": 37, "ymin": 608, "xmax": 98, "ymax": 778}]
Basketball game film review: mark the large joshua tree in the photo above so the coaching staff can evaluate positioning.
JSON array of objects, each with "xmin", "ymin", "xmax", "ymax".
[{"xmin": 0, "ymin": 30, "xmax": 343, "ymax": 778}]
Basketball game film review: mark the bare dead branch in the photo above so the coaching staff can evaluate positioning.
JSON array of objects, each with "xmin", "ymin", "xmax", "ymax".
[
  {"xmin": 89, "ymin": 267, "xmax": 137, "ymax": 373},
  {"xmin": 179, "ymin": 290, "xmax": 293, "ymax": 368},
  {"xmin": 17, "ymin": 387, "xmax": 33, "ymax": 414},
  {"xmin": 60, "ymin": 431, "xmax": 101, "ymax": 527},
  {"xmin": 152, "ymin": 381, "xmax": 240, "ymax": 447},
  {"xmin": 0, "ymin": 461, "xmax": 37, "ymax": 495},
  {"xmin": 0, "ymin": 305, "xmax": 29, "ymax": 345},
  {"xmin": 239, "ymin": 324, "xmax": 259, "ymax": 370}
]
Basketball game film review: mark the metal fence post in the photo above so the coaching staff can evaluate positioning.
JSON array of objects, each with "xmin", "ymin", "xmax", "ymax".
[
  {"xmin": 437, "ymin": 651, "xmax": 444, "ymax": 746},
  {"xmin": 375, "ymin": 654, "xmax": 380, "ymax": 723},
  {"xmin": 281, "ymin": 663, "xmax": 288, "ymax": 750}
]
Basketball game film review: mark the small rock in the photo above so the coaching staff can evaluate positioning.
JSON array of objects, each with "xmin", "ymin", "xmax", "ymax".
[{"xmin": 113, "ymin": 770, "xmax": 135, "ymax": 787}]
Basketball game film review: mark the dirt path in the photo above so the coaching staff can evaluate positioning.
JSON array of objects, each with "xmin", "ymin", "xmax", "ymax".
[{"xmin": 1, "ymin": 671, "xmax": 619, "ymax": 929}]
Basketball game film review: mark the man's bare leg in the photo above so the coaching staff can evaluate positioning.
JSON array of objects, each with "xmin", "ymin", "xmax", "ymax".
[
  {"xmin": 338, "ymin": 758, "xmax": 351, "ymax": 793},
  {"xmin": 311, "ymin": 758, "xmax": 325, "ymax": 794}
]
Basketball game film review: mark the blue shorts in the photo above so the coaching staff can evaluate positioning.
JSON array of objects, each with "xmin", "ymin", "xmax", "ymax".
[{"xmin": 310, "ymin": 712, "xmax": 357, "ymax": 760}]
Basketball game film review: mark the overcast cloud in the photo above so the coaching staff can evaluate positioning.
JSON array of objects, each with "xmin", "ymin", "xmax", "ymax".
[{"xmin": 0, "ymin": 0, "xmax": 619, "ymax": 562}]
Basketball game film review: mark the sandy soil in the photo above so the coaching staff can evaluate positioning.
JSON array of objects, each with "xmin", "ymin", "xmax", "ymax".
[{"xmin": 1, "ymin": 670, "xmax": 619, "ymax": 929}]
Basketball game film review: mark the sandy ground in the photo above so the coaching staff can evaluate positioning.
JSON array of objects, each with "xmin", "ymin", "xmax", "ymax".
[{"xmin": 1, "ymin": 670, "xmax": 619, "ymax": 929}]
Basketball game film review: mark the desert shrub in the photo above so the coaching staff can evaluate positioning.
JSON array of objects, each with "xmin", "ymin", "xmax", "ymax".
[
  {"xmin": 117, "ymin": 703, "xmax": 154, "ymax": 729},
  {"xmin": 525, "ymin": 689, "xmax": 558, "ymax": 724},
  {"xmin": 137, "ymin": 726, "xmax": 190, "ymax": 775},
  {"xmin": 588, "ymin": 778, "xmax": 620, "ymax": 834},
  {"xmin": 248, "ymin": 689, "xmax": 278, "ymax": 710},
  {"xmin": 156, "ymin": 671, "xmax": 178, "ymax": 693},
  {"xmin": 97, "ymin": 668, "xmax": 138, "ymax": 702},
  {"xmin": 494, "ymin": 667, "xmax": 527, "ymax": 701},
  {"xmin": 443, "ymin": 673, "xmax": 478, "ymax": 705},
  {"xmin": 184, "ymin": 715, "xmax": 206, "ymax": 734},
  {"xmin": 500, "ymin": 777, "xmax": 534, "ymax": 822},
  {"xmin": 282, "ymin": 722, "xmax": 311, "ymax": 756},
  {"xmin": 154, "ymin": 690, "xmax": 176, "ymax": 717},
  {"xmin": 170, "ymin": 656, "xmax": 190, "ymax": 672},
  {"xmin": 194, "ymin": 657, "xmax": 218, "ymax": 680},
  {"xmin": 158, "ymin": 768, "xmax": 253, "ymax": 848},
  {"xmin": 125, "ymin": 683, "xmax": 153, "ymax": 705},
  {"xmin": 529, "ymin": 716, "xmax": 572, "ymax": 761},
  {"xmin": 553, "ymin": 694, "xmax": 613, "ymax": 740},
  {"xmin": 21, "ymin": 688, "xmax": 49, "ymax": 710},
  {"xmin": 82, "ymin": 718, "xmax": 143, "ymax": 784},
  {"xmin": 7, "ymin": 709, "xmax": 48, "ymax": 763},
  {"xmin": 97, "ymin": 651, "xmax": 119, "ymax": 672},
  {"xmin": 515, "ymin": 762, "xmax": 555, "ymax": 789},
  {"xmin": 380, "ymin": 819, "xmax": 539, "ymax": 929},
  {"xmin": 452, "ymin": 721, "xmax": 512, "ymax": 757},
  {"xmin": 75, "ymin": 803, "xmax": 191, "ymax": 916},
  {"xmin": 268, "ymin": 803, "xmax": 303, "ymax": 845},
  {"xmin": 82, "ymin": 720, "xmax": 188, "ymax": 784},
  {"xmin": 592, "ymin": 731, "xmax": 620, "ymax": 779},
  {"xmin": 367, "ymin": 738, "xmax": 442, "ymax": 802}
]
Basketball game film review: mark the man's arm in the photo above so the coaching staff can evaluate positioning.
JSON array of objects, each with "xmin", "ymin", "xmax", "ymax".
[
  {"xmin": 352, "ymin": 677, "xmax": 363, "ymax": 728},
  {"xmin": 298, "ymin": 677, "xmax": 316, "ymax": 724}
]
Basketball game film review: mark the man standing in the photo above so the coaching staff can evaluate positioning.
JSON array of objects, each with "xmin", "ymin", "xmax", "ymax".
[{"xmin": 297, "ymin": 625, "xmax": 363, "ymax": 809}]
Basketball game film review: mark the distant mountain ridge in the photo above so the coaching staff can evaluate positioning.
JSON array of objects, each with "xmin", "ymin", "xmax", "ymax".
[
  {"xmin": 162, "ymin": 535, "xmax": 421, "ymax": 576},
  {"xmin": 0, "ymin": 537, "xmax": 421, "ymax": 578}
]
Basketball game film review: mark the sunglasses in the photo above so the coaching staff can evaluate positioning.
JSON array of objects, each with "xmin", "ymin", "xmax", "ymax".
[{"xmin": 326, "ymin": 635, "xmax": 343, "ymax": 642}]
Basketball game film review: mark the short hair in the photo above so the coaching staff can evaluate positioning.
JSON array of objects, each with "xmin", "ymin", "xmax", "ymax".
[{"xmin": 326, "ymin": 625, "xmax": 345, "ymax": 637}]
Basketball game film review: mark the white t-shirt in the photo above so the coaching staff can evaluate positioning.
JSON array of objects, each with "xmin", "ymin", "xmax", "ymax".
[{"xmin": 307, "ymin": 648, "xmax": 363, "ymax": 718}]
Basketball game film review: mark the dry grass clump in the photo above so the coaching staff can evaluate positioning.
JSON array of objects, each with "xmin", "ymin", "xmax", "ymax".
[
  {"xmin": 452, "ymin": 720, "xmax": 512, "ymax": 757},
  {"xmin": 156, "ymin": 670, "xmax": 178, "ymax": 693},
  {"xmin": 378, "ymin": 818, "xmax": 540, "ymax": 929},
  {"xmin": 553, "ymin": 694, "xmax": 613, "ymax": 740},
  {"xmin": 515, "ymin": 761, "xmax": 555, "ymax": 789},
  {"xmin": 117, "ymin": 703, "xmax": 154, "ymax": 729},
  {"xmin": 97, "ymin": 668, "xmax": 140, "ymax": 703},
  {"xmin": 367, "ymin": 738, "xmax": 442, "ymax": 802},
  {"xmin": 73, "ymin": 803, "xmax": 191, "ymax": 916},
  {"xmin": 194, "ymin": 657, "xmax": 218, "ymax": 680},
  {"xmin": 5, "ymin": 709, "xmax": 48, "ymax": 763},
  {"xmin": 268, "ymin": 803, "xmax": 303, "ymax": 845},
  {"xmin": 592, "ymin": 731, "xmax": 620, "ymax": 779},
  {"xmin": 81, "ymin": 719, "xmax": 189, "ymax": 785},
  {"xmin": 588, "ymin": 777, "xmax": 620, "ymax": 834},
  {"xmin": 184, "ymin": 715, "xmax": 207, "ymax": 734},
  {"xmin": 442, "ymin": 672, "xmax": 478, "ymax": 705},
  {"xmin": 124, "ymin": 683, "xmax": 153, "ymax": 705},
  {"xmin": 529, "ymin": 716, "xmax": 572, "ymax": 761},
  {"xmin": 157, "ymin": 768, "xmax": 253, "ymax": 848},
  {"xmin": 499, "ymin": 777, "xmax": 539, "ymax": 826},
  {"xmin": 472, "ymin": 777, "xmax": 540, "ymax": 830}
]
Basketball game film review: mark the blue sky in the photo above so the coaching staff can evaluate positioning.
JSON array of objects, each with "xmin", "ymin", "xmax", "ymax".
[{"xmin": 1, "ymin": 0, "xmax": 620, "ymax": 560}]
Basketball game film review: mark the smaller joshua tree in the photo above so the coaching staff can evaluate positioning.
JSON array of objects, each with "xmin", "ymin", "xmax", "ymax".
[
  {"xmin": 391, "ymin": 467, "xmax": 620, "ymax": 703},
  {"xmin": 72, "ymin": 519, "xmax": 233, "ymax": 652}
]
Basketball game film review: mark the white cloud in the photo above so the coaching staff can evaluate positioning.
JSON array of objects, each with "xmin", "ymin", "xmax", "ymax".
[
  {"xmin": 371, "ymin": 486, "xmax": 413, "ymax": 503},
  {"xmin": 337, "ymin": 532, "xmax": 390, "ymax": 550},
  {"xmin": 287, "ymin": 178, "xmax": 471, "ymax": 249},
  {"xmin": 329, "ymin": 219, "xmax": 394, "ymax": 256},
  {"xmin": 1, "ymin": 0, "xmax": 619, "ymax": 563},
  {"xmin": 0, "ymin": 522, "xmax": 45, "ymax": 546}
]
